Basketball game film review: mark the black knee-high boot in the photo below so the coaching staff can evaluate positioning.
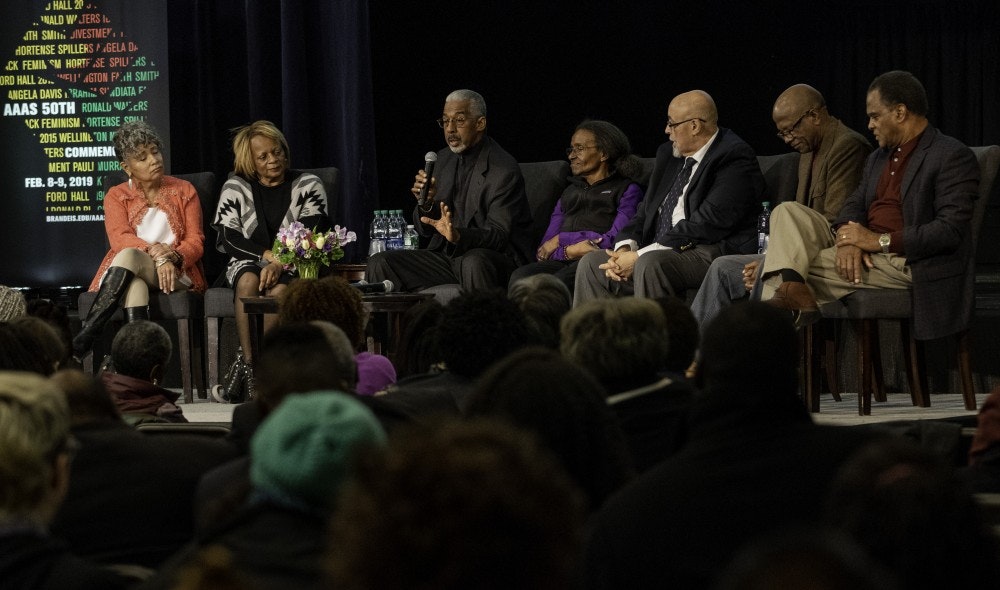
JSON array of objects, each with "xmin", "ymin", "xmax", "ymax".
[
  {"xmin": 72, "ymin": 266, "xmax": 135, "ymax": 359},
  {"xmin": 125, "ymin": 306, "xmax": 149, "ymax": 322}
]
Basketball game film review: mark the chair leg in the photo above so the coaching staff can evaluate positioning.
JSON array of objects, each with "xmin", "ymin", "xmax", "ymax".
[
  {"xmin": 870, "ymin": 321, "xmax": 887, "ymax": 403},
  {"xmin": 858, "ymin": 319, "xmax": 873, "ymax": 415},
  {"xmin": 819, "ymin": 319, "xmax": 842, "ymax": 402},
  {"xmin": 958, "ymin": 330, "xmax": 976, "ymax": 411},
  {"xmin": 900, "ymin": 321, "xmax": 930, "ymax": 407},
  {"xmin": 207, "ymin": 317, "xmax": 220, "ymax": 389},
  {"xmin": 177, "ymin": 319, "xmax": 194, "ymax": 405},
  {"xmin": 192, "ymin": 318, "xmax": 207, "ymax": 400},
  {"xmin": 802, "ymin": 324, "xmax": 819, "ymax": 412}
]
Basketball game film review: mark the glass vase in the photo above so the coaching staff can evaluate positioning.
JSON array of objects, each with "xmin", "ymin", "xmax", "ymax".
[{"xmin": 296, "ymin": 260, "xmax": 320, "ymax": 279}]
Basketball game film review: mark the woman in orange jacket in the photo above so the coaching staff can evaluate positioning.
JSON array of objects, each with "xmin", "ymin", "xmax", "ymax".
[{"xmin": 73, "ymin": 120, "xmax": 205, "ymax": 360}]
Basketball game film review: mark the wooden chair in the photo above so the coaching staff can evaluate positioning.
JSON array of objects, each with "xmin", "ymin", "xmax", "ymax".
[{"xmin": 804, "ymin": 145, "xmax": 1000, "ymax": 415}]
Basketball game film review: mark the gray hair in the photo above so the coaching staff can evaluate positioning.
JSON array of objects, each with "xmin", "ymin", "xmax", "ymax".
[
  {"xmin": 509, "ymin": 274, "xmax": 572, "ymax": 350},
  {"xmin": 110, "ymin": 320, "xmax": 172, "ymax": 380},
  {"xmin": 0, "ymin": 286, "xmax": 26, "ymax": 322},
  {"xmin": 445, "ymin": 89, "xmax": 487, "ymax": 118},
  {"xmin": 112, "ymin": 119, "xmax": 164, "ymax": 162},
  {"xmin": 0, "ymin": 370, "xmax": 71, "ymax": 520},
  {"xmin": 560, "ymin": 298, "xmax": 669, "ymax": 391}
]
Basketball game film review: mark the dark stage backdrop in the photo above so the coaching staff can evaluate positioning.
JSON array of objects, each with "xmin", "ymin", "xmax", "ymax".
[
  {"xmin": 7, "ymin": 0, "xmax": 998, "ymax": 290},
  {"xmin": 368, "ymin": 0, "xmax": 1000, "ymax": 264}
]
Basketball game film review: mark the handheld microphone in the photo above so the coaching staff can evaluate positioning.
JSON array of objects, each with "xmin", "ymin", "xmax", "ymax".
[
  {"xmin": 351, "ymin": 279, "xmax": 395, "ymax": 294},
  {"xmin": 418, "ymin": 151, "xmax": 437, "ymax": 208}
]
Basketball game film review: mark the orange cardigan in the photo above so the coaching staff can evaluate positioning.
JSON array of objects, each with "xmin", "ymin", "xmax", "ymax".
[{"xmin": 87, "ymin": 175, "xmax": 207, "ymax": 293}]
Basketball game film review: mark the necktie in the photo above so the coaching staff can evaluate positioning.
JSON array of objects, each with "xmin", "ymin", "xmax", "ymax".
[{"xmin": 655, "ymin": 157, "xmax": 696, "ymax": 242}]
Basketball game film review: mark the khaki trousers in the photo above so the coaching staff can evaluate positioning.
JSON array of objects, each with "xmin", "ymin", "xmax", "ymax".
[{"xmin": 760, "ymin": 202, "xmax": 911, "ymax": 304}]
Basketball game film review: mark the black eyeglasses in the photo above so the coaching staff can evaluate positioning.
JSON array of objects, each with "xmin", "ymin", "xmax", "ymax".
[
  {"xmin": 776, "ymin": 110, "xmax": 813, "ymax": 139},
  {"xmin": 566, "ymin": 144, "xmax": 598, "ymax": 156},
  {"xmin": 436, "ymin": 116, "xmax": 481, "ymax": 129},
  {"xmin": 666, "ymin": 117, "xmax": 704, "ymax": 131}
]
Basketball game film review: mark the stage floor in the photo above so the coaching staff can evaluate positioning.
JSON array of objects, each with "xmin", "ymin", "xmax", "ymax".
[{"xmin": 175, "ymin": 391, "xmax": 988, "ymax": 428}]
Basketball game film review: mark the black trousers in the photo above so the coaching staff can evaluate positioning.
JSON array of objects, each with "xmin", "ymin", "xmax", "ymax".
[{"xmin": 366, "ymin": 248, "xmax": 516, "ymax": 292}]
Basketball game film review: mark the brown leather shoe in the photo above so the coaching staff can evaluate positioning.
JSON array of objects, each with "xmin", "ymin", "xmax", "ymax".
[{"xmin": 767, "ymin": 281, "xmax": 818, "ymax": 312}]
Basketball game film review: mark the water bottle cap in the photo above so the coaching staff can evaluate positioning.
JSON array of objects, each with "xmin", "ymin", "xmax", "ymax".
[{"xmin": 762, "ymin": 201, "xmax": 770, "ymax": 208}]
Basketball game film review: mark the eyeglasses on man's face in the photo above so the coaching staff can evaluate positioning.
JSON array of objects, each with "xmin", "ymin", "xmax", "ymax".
[
  {"xmin": 666, "ymin": 117, "xmax": 704, "ymax": 132},
  {"xmin": 776, "ymin": 110, "xmax": 812, "ymax": 139},
  {"xmin": 566, "ymin": 144, "xmax": 598, "ymax": 157},
  {"xmin": 437, "ymin": 115, "xmax": 481, "ymax": 129}
]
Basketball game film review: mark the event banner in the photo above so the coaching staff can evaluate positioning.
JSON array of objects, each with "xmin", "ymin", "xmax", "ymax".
[{"xmin": 0, "ymin": 0, "xmax": 168, "ymax": 289}]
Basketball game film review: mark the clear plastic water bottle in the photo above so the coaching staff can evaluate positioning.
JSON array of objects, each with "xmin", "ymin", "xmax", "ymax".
[
  {"xmin": 757, "ymin": 201, "xmax": 771, "ymax": 254},
  {"xmin": 368, "ymin": 210, "xmax": 387, "ymax": 257},
  {"xmin": 403, "ymin": 224, "xmax": 419, "ymax": 250},
  {"xmin": 386, "ymin": 209, "xmax": 403, "ymax": 250}
]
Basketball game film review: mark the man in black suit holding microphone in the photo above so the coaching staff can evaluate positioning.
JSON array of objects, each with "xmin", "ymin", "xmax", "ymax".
[{"xmin": 366, "ymin": 89, "xmax": 532, "ymax": 292}]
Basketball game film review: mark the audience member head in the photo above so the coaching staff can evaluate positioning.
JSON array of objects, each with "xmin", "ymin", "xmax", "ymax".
[
  {"xmin": 171, "ymin": 545, "xmax": 251, "ymax": 590},
  {"xmin": 508, "ymin": 274, "xmax": 572, "ymax": 349},
  {"xmin": 573, "ymin": 119, "xmax": 643, "ymax": 181},
  {"xmin": 392, "ymin": 298, "xmax": 444, "ymax": 379},
  {"xmin": 666, "ymin": 90, "xmax": 719, "ymax": 158},
  {"xmin": 110, "ymin": 320, "xmax": 171, "ymax": 384},
  {"xmin": 250, "ymin": 391, "xmax": 386, "ymax": 513},
  {"xmin": 230, "ymin": 120, "xmax": 291, "ymax": 181},
  {"xmin": 467, "ymin": 347, "xmax": 632, "ymax": 511},
  {"xmin": 0, "ymin": 319, "xmax": 64, "ymax": 375},
  {"xmin": 438, "ymin": 290, "xmax": 528, "ymax": 378},
  {"xmin": 50, "ymin": 368, "xmax": 122, "ymax": 427},
  {"xmin": 561, "ymin": 298, "xmax": 668, "ymax": 393},
  {"xmin": 969, "ymin": 385, "xmax": 1000, "ymax": 467},
  {"xmin": 255, "ymin": 321, "xmax": 357, "ymax": 415},
  {"xmin": 327, "ymin": 418, "xmax": 586, "ymax": 590},
  {"xmin": 0, "ymin": 286, "xmax": 27, "ymax": 322},
  {"xmin": 279, "ymin": 276, "xmax": 366, "ymax": 350},
  {"xmin": 26, "ymin": 298, "xmax": 74, "ymax": 369},
  {"xmin": 866, "ymin": 70, "xmax": 929, "ymax": 150},
  {"xmin": 441, "ymin": 89, "xmax": 487, "ymax": 154},
  {"xmin": 773, "ymin": 83, "xmax": 830, "ymax": 154},
  {"xmin": 0, "ymin": 371, "xmax": 74, "ymax": 525},
  {"xmin": 715, "ymin": 527, "xmax": 897, "ymax": 590},
  {"xmin": 696, "ymin": 302, "xmax": 799, "ymax": 402},
  {"xmin": 824, "ymin": 438, "xmax": 1000, "ymax": 589},
  {"xmin": 654, "ymin": 296, "xmax": 700, "ymax": 376}
]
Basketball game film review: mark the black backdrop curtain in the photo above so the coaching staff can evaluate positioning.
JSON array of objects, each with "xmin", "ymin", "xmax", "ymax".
[
  {"xmin": 126, "ymin": 0, "xmax": 997, "ymax": 286},
  {"xmin": 164, "ymin": 0, "xmax": 377, "ymax": 274}
]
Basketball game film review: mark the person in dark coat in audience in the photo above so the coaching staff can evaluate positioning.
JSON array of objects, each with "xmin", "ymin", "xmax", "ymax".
[
  {"xmin": 583, "ymin": 302, "xmax": 879, "ymax": 589},
  {"xmin": 0, "ymin": 371, "xmax": 134, "ymax": 589},
  {"xmin": 48, "ymin": 369, "xmax": 237, "ymax": 570},
  {"xmin": 561, "ymin": 297, "xmax": 695, "ymax": 472},
  {"xmin": 144, "ymin": 391, "xmax": 386, "ymax": 590},
  {"xmin": 508, "ymin": 273, "xmax": 573, "ymax": 350},
  {"xmin": 376, "ymin": 289, "xmax": 529, "ymax": 417},
  {"xmin": 824, "ymin": 437, "xmax": 1000, "ymax": 590},
  {"xmin": 466, "ymin": 347, "xmax": 634, "ymax": 511},
  {"xmin": 99, "ymin": 320, "xmax": 186, "ymax": 423},
  {"xmin": 964, "ymin": 385, "xmax": 1000, "ymax": 493},
  {"xmin": 327, "ymin": 418, "xmax": 585, "ymax": 590},
  {"xmin": 195, "ymin": 321, "xmax": 362, "ymax": 530}
]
